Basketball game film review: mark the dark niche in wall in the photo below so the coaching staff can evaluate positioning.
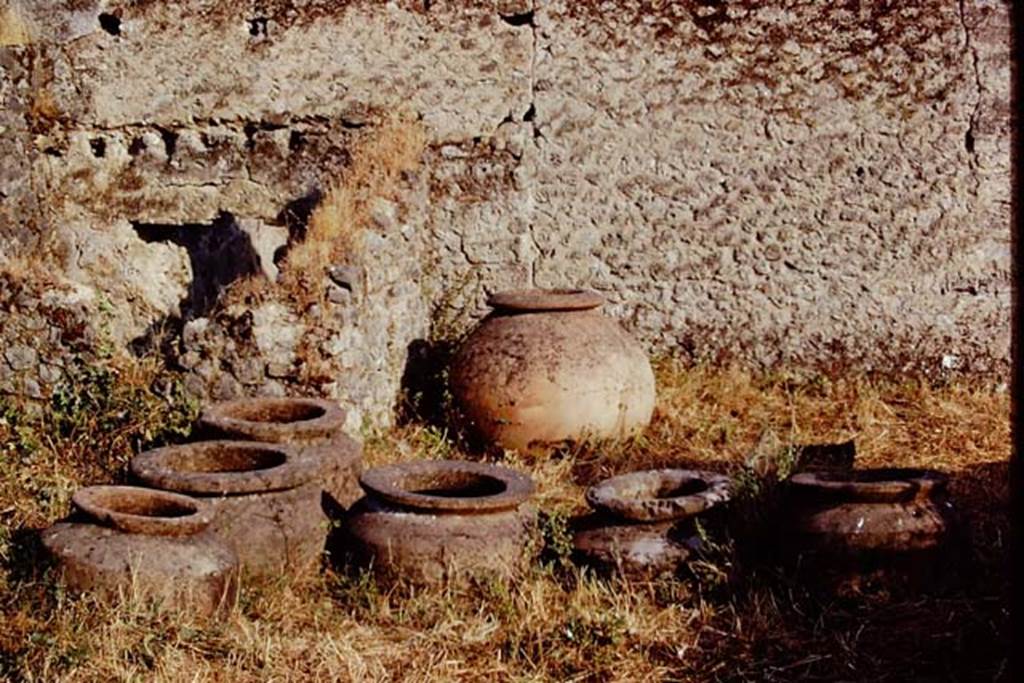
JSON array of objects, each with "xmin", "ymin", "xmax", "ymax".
[{"xmin": 131, "ymin": 211, "xmax": 262, "ymax": 320}]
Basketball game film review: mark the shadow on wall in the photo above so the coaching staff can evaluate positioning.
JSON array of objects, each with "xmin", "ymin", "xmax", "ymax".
[
  {"xmin": 396, "ymin": 338, "xmax": 461, "ymax": 429},
  {"xmin": 132, "ymin": 211, "xmax": 263, "ymax": 320},
  {"xmin": 128, "ymin": 211, "xmax": 263, "ymax": 357},
  {"xmin": 272, "ymin": 187, "xmax": 322, "ymax": 267},
  {"xmin": 126, "ymin": 187, "xmax": 326, "ymax": 364}
]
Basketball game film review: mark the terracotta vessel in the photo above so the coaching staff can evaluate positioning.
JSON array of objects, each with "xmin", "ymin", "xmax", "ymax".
[
  {"xmin": 449, "ymin": 288, "xmax": 655, "ymax": 453},
  {"xmin": 573, "ymin": 469, "xmax": 732, "ymax": 577},
  {"xmin": 130, "ymin": 441, "xmax": 325, "ymax": 578},
  {"xmin": 197, "ymin": 397, "xmax": 363, "ymax": 512},
  {"xmin": 344, "ymin": 460, "xmax": 537, "ymax": 584},
  {"xmin": 42, "ymin": 486, "xmax": 238, "ymax": 617},
  {"xmin": 785, "ymin": 468, "xmax": 955, "ymax": 556}
]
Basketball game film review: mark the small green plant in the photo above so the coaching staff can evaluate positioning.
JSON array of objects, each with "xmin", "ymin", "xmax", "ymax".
[
  {"xmin": 93, "ymin": 295, "xmax": 116, "ymax": 359},
  {"xmin": 0, "ymin": 355, "xmax": 199, "ymax": 535},
  {"xmin": 561, "ymin": 613, "xmax": 627, "ymax": 648},
  {"xmin": 325, "ymin": 567, "xmax": 382, "ymax": 616},
  {"xmin": 406, "ymin": 424, "xmax": 456, "ymax": 460},
  {"xmin": 685, "ymin": 518, "xmax": 735, "ymax": 593},
  {"xmin": 0, "ymin": 397, "xmax": 39, "ymax": 460},
  {"xmin": 536, "ymin": 510, "xmax": 575, "ymax": 569},
  {"xmin": 473, "ymin": 573, "xmax": 518, "ymax": 624}
]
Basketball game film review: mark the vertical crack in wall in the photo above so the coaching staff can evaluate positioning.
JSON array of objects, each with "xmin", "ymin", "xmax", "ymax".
[
  {"xmin": 957, "ymin": 0, "xmax": 984, "ymax": 193},
  {"xmin": 498, "ymin": 0, "xmax": 542, "ymax": 288},
  {"xmin": 525, "ymin": 0, "xmax": 541, "ymax": 287}
]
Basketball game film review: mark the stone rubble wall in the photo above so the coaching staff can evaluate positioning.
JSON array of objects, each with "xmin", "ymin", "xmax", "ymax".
[{"xmin": 0, "ymin": 0, "xmax": 1011, "ymax": 426}]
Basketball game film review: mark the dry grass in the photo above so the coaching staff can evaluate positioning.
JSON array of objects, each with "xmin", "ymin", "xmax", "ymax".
[
  {"xmin": 0, "ymin": 3, "xmax": 32, "ymax": 47},
  {"xmin": 0, "ymin": 360, "xmax": 1010, "ymax": 681},
  {"xmin": 0, "ymin": 255, "xmax": 58, "ymax": 290},
  {"xmin": 277, "ymin": 113, "xmax": 426, "ymax": 309}
]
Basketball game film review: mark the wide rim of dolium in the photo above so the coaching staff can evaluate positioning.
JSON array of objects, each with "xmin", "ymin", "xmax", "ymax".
[
  {"xmin": 198, "ymin": 397, "xmax": 346, "ymax": 444},
  {"xmin": 788, "ymin": 467, "xmax": 948, "ymax": 502},
  {"xmin": 486, "ymin": 288, "xmax": 604, "ymax": 312},
  {"xmin": 72, "ymin": 485, "xmax": 212, "ymax": 537},
  {"xmin": 359, "ymin": 459, "xmax": 535, "ymax": 513},
  {"xmin": 585, "ymin": 468, "xmax": 733, "ymax": 522},
  {"xmin": 130, "ymin": 441, "xmax": 318, "ymax": 496}
]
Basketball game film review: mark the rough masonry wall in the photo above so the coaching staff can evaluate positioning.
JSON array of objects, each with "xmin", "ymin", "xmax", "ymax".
[
  {"xmin": 0, "ymin": 1, "xmax": 1011, "ymax": 425},
  {"xmin": 426, "ymin": 0, "xmax": 1012, "ymax": 374}
]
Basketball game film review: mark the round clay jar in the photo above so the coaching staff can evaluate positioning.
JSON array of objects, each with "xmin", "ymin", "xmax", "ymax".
[
  {"xmin": 344, "ymin": 460, "xmax": 537, "ymax": 584},
  {"xmin": 130, "ymin": 441, "xmax": 325, "ymax": 578},
  {"xmin": 449, "ymin": 288, "xmax": 656, "ymax": 453},
  {"xmin": 41, "ymin": 485, "xmax": 238, "ymax": 617},
  {"xmin": 573, "ymin": 469, "xmax": 732, "ymax": 577},
  {"xmin": 784, "ymin": 468, "xmax": 956, "ymax": 558},
  {"xmin": 197, "ymin": 397, "xmax": 363, "ymax": 512}
]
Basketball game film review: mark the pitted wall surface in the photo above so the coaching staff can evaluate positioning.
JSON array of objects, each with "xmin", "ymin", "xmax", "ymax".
[{"xmin": 0, "ymin": 0, "xmax": 1011, "ymax": 423}]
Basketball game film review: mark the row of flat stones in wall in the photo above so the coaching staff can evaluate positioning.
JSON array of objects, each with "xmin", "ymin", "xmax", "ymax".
[{"xmin": 36, "ymin": 121, "xmax": 361, "ymax": 227}]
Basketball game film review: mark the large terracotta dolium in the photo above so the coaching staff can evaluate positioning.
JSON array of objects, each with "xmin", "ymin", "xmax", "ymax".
[
  {"xmin": 42, "ymin": 486, "xmax": 238, "ymax": 617},
  {"xmin": 345, "ymin": 460, "xmax": 537, "ymax": 584},
  {"xmin": 450, "ymin": 289, "xmax": 656, "ymax": 452},
  {"xmin": 197, "ymin": 397, "xmax": 364, "ymax": 512},
  {"xmin": 130, "ymin": 441, "xmax": 326, "ymax": 578},
  {"xmin": 573, "ymin": 469, "xmax": 732, "ymax": 577}
]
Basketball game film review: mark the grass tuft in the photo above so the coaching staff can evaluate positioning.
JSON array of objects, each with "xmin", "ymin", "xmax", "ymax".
[{"xmin": 277, "ymin": 113, "xmax": 426, "ymax": 309}]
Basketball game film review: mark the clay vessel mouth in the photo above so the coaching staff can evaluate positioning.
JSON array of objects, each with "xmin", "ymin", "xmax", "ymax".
[
  {"xmin": 359, "ymin": 460, "xmax": 535, "ymax": 512},
  {"xmin": 72, "ymin": 485, "xmax": 211, "ymax": 536},
  {"xmin": 585, "ymin": 469, "xmax": 733, "ymax": 522},
  {"xmin": 486, "ymin": 288, "xmax": 604, "ymax": 312},
  {"xmin": 789, "ymin": 467, "xmax": 948, "ymax": 502},
  {"xmin": 199, "ymin": 398, "xmax": 345, "ymax": 443},
  {"xmin": 130, "ymin": 441, "xmax": 317, "ymax": 496}
]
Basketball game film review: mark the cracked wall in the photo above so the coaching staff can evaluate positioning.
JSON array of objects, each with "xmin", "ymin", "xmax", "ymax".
[{"xmin": 0, "ymin": 0, "xmax": 1012, "ymax": 424}]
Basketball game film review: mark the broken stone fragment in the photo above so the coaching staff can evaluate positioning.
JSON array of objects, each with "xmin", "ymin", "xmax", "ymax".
[
  {"xmin": 24, "ymin": 378, "xmax": 43, "ymax": 400},
  {"xmin": 327, "ymin": 284, "xmax": 352, "ymax": 305},
  {"xmin": 4, "ymin": 344, "xmax": 38, "ymax": 371},
  {"xmin": 265, "ymin": 361, "xmax": 297, "ymax": 379},
  {"xmin": 181, "ymin": 318, "xmax": 211, "ymax": 348},
  {"xmin": 368, "ymin": 198, "xmax": 397, "ymax": 230},
  {"xmin": 38, "ymin": 363, "xmax": 63, "ymax": 385},
  {"xmin": 176, "ymin": 351, "xmax": 202, "ymax": 371},
  {"xmin": 211, "ymin": 373, "xmax": 242, "ymax": 400},
  {"xmin": 327, "ymin": 264, "xmax": 362, "ymax": 292},
  {"xmin": 230, "ymin": 357, "xmax": 265, "ymax": 386},
  {"xmin": 256, "ymin": 380, "xmax": 287, "ymax": 398}
]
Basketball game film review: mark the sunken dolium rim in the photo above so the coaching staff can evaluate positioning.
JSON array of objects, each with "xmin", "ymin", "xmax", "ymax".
[
  {"xmin": 585, "ymin": 468, "xmax": 733, "ymax": 522},
  {"xmin": 198, "ymin": 397, "xmax": 346, "ymax": 443},
  {"xmin": 130, "ymin": 441, "xmax": 318, "ymax": 496},
  {"xmin": 788, "ymin": 467, "xmax": 948, "ymax": 503},
  {"xmin": 72, "ymin": 485, "xmax": 212, "ymax": 537},
  {"xmin": 486, "ymin": 288, "xmax": 604, "ymax": 312},
  {"xmin": 359, "ymin": 460, "xmax": 535, "ymax": 513}
]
